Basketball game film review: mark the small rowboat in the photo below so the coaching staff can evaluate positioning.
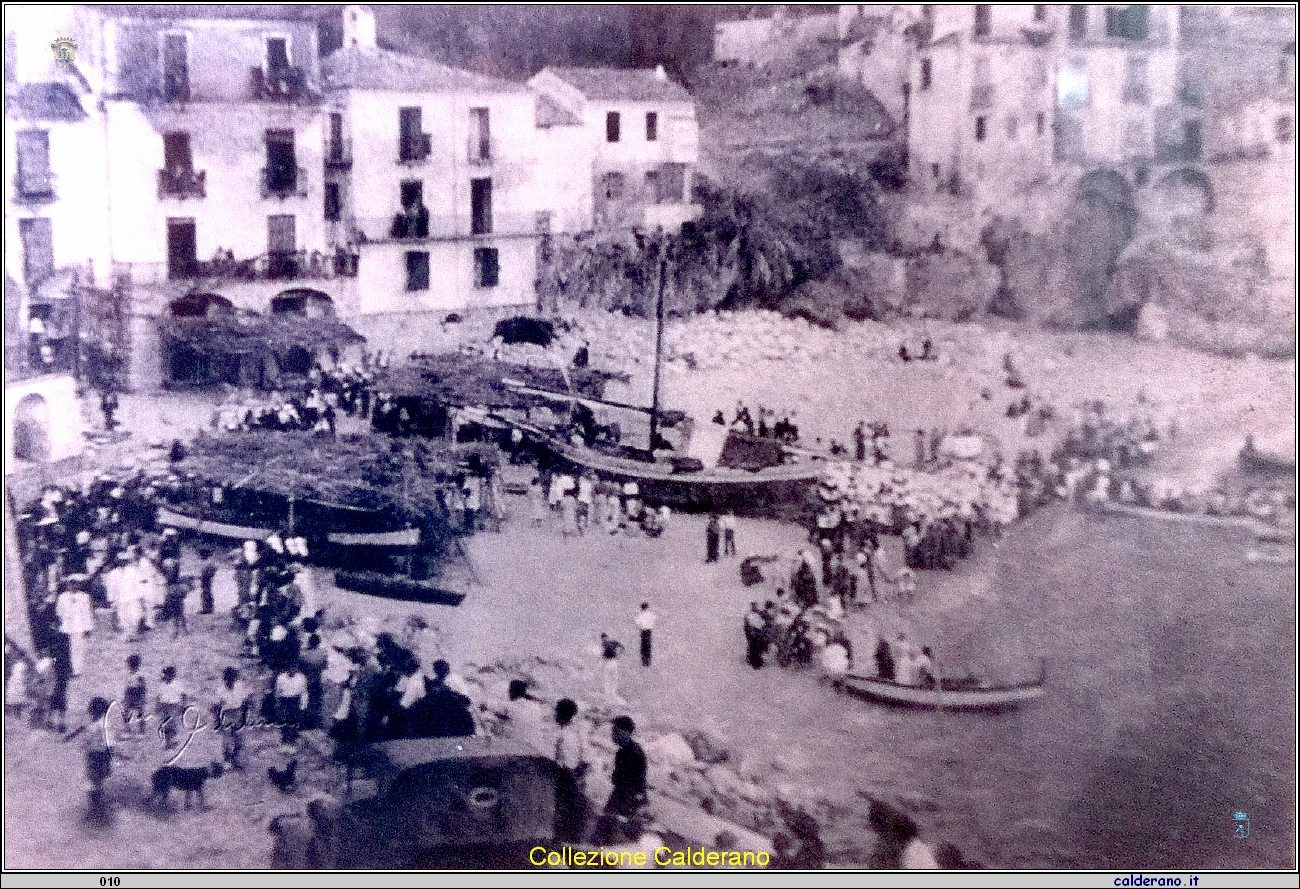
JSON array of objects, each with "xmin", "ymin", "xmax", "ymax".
[{"xmin": 841, "ymin": 673, "xmax": 1045, "ymax": 711}]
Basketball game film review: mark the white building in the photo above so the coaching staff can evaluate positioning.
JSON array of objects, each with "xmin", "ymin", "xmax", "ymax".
[
  {"xmin": 907, "ymin": 4, "xmax": 1057, "ymax": 196},
  {"xmin": 321, "ymin": 10, "xmax": 542, "ymax": 324},
  {"xmin": 529, "ymin": 65, "xmax": 700, "ymax": 234},
  {"xmin": 837, "ymin": 4, "xmax": 923, "ymax": 129}
]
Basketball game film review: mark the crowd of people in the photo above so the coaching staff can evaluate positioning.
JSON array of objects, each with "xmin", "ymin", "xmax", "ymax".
[
  {"xmin": 532, "ymin": 470, "xmax": 668, "ymax": 540},
  {"xmin": 711, "ymin": 401, "xmax": 801, "ymax": 444}
]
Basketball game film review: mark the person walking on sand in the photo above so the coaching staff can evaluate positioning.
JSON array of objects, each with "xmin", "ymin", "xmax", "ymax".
[
  {"xmin": 635, "ymin": 603, "xmax": 656, "ymax": 667},
  {"xmin": 600, "ymin": 633, "xmax": 625, "ymax": 703},
  {"xmin": 721, "ymin": 510, "xmax": 737, "ymax": 557},
  {"xmin": 705, "ymin": 514, "xmax": 721, "ymax": 563}
]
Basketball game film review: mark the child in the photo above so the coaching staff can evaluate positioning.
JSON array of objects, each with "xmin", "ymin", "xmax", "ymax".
[
  {"xmin": 156, "ymin": 666, "xmax": 187, "ymax": 750},
  {"xmin": 65, "ymin": 696, "xmax": 114, "ymax": 819},
  {"xmin": 122, "ymin": 654, "xmax": 147, "ymax": 735}
]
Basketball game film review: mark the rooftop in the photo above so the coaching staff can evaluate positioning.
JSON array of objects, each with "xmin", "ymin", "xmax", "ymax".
[
  {"xmin": 321, "ymin": 43, "xmax": 526, "ymax": 94},
  {"xmin": 6, "ymin": 82, "xmax": 87, "ymax": 122},
  {"xmin": 93, "ymin": 5, "xmax": 326, "ymax": 23},
  {"xmin": 534, "ymin": 92, "xmax": 581, "ymax": 128},
  {"xmin": 537, "ymin": 66, "xmax": 693, "ymax": 103}
]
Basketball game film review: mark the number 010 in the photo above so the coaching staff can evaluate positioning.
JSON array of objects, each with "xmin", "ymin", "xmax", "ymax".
[{"xmin": 100, "ymin": 878, "xmax": 121, "ymax": 887}]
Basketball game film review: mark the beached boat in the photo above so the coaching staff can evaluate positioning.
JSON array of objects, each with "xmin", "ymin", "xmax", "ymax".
[{"xmin": 841, "ymin": 673, "xmax": 1045, "ymax": 711}]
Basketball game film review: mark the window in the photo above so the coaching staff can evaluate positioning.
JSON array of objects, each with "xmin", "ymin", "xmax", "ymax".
[
  {"xmin": 266, "ymin": 36, "xmax": 290, "ymax": 72},
  {"xmin": 1106, "ymin": 6, "xmax": 1149, "ymax": 41},
  {"xmin": 601, "ymin": 171, "xmax": 625, "ymax": 201},
  {"xmin": 324, "ymin": 182, "xmax": 341, "ymax": 221},
  {"xmin": 265, "ymin": 129, "xmax": 296, "ymax": 193},
  {"xmin": 645, "ymin": 170, "xmax": 660, "ymax": 201},
  {"xmin": 471, "ymin": 178, "xmax": 492, "ymax": 235},
  {"xmin": 19, "ymin": 217, "xmax": 54, "ymax": 285},
  {"xmin": 394, "ymin": 180, "xmax": 427, "ymax": 237},
  {"xmin": 1069, "ymin": 6, "xmax": 1088, "ymax": 40},
  {"xmin": 920, "ymin": 58, "xmax": 932, "ymax": 91},
  {"xmin": 1123, "ymin": 56, "xmax": 1149, "ymax": 103},
  {"xmin": 606, "ymin": 111, "xmax": 621, "ymax": 143},
  {"xmin": 1006, "ymin": 116, "xmax": 1019, "ymax": 140},
  {"xmin": 1277, "ymin": 116, "xmax": 1294, "ymax": 144},
  {"xmin": 399, "ymin": 107, "xmax": 429, "ymax": 161},
  {"xmin": 1058, "ymin": 59, "xmax": 1089, "ymax": 110},
  {"xmin": 406, "ymin": 251, "xmax": 430, "ymax": 291},
  {"xmin": 973, "ymin": 5, "xmax": 992, "ymax": 38},
  {"xmin": 267, "ymin": 214, "xmax": 297, "ymax": 279},
  {"xmin": 474, "ymin": 247, "xmax": 499, "ymax": 288},
  {"xmin": 163, "ymin": 132, "xmax": 193, "ymax": 172},
  {"xmin": 1037, "ymin": 111, "xmax": 1046, "ymax": 136},
  {"xmin": 166, "ymin": 218, "xmax": 197, "ymax": 280},
  {"xmin": 470, "ymin": 107, "xmax": 491, "ymax": 161},
  {"xmin": 660, "ymin": 163, "xmax": 686, "ymax": 201},
  {"xmin": 975, "ymin": 116, "xmax": 987, "ymax": 141},
  {"xmin": 162, "ymin": 32, "xmax": 190, "ymax": 101},
  {"xmin": 1033, "ymin": 5, "xmax": 1047, "ymax": 22},
  {"xmin": 16, "ymin": 130, "xmax": 52, "ymax": 198},
  {"xmin": 401, "ymin": 180, "xmax": 423, "ymax": 209},
  {"xmin": 646, "ymin": 111, "xmax": 658, "ymax": 141},
  {"xmin": 328, "ymin": 112, "xmax": 345, "ymax": 162}
]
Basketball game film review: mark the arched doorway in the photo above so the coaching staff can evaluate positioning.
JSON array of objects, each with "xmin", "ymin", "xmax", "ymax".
[
  {"xmin": 170, "ymin": 292, "xmax": 235, "ymax": 319},
  {"xmin": 12, "ymin": 393, "xmax": 51, "ymax": 462},
  {"xmin": 1066, "ymin": 169, "xmax": 1140, "ymax": 329},
  {"xmin": 271, "ymin": 289, "xmax": 335, "ymax": 319}
]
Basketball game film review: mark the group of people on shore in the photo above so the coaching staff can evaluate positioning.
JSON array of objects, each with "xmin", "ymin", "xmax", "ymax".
[
  {"xmin": 712, "ymin": 402, "xmax": 801, "ymax": 444},
  {"xmin": 533, "ymin": 470, "xmax": 668, "ymax": 540}
]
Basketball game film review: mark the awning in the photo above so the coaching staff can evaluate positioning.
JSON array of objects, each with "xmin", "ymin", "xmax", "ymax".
[{"xmin": 160, "ymin": 311, "xmax": 365, "ymax": 356}]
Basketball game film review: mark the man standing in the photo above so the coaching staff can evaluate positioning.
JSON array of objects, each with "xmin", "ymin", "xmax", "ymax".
[
  {"xmin": 635, "ymin": 603, "xmax": 656, "ymax": 668},
  {"xmin": 705, "ymin": 514, "xmax": 721, "ymax": 563},
  {"xmin": 553, "ymin": 698, "xmax": 589, "ymax": 842},
  {"xmin": 721, "ymin": 511, "xmax": 737, "ymax": 558},
  {"xmin": 55, "ymin": 582, "xmax": 94, "ymax": 676},
  {"xmin": 594, "ymin": 715, "xmax": 648, "ymax": 844},
  {"xmin": 599, "ymin": 633, "xmax": 625, "ymax": 703}
]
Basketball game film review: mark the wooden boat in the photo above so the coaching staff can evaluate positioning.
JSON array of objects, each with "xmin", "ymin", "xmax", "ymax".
[
  {"xmin": 841, "ymin": 673, "xmax": 1045, "ymax": 711},
  {"xmin": 520, "ymin": 419, "xmax": 824, "ymax": 515}
]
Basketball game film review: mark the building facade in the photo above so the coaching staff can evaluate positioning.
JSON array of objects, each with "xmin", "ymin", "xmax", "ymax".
[
  {"xmin": 907, "ymin": 4, "xmax": 1056, "ymax": 195},
  {"xmin": 529, "ymin": 65, "xmax": 700, "ymax": 234},
  {"xmin": 321, "ymin": 10, "xmax": 541, "ymax": 320}
]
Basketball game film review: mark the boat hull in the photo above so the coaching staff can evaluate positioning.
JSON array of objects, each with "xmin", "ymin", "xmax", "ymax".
[
  {"xmin": 536, "ymin": 434, "xmax": 822, "ymax": 517},
  {"xmin": 841, "ymin": 673, "xmax": 1044, "ymax": 711}
]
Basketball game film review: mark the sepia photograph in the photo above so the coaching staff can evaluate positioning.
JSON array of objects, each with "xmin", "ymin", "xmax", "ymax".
[{"xmin": 2, "ymin": 3, "xmax": 1296, "ymax": 880}]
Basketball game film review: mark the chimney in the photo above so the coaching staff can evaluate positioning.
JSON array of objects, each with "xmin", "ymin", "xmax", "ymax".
[
  {"xmin": 343, "ymin": 5, "xmax": 376, "ymax": 49},
  {"xmin": 654, "ymin": 64, "xmax": 667, "ymax": 81}
]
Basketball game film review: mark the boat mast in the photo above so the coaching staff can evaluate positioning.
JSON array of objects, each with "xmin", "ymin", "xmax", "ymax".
[{"xmin": 649, "ymin": 252, "xmax": 667, "ymax": 453}]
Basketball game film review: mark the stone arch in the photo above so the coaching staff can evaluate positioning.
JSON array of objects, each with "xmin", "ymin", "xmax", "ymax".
[
  {"xmin": 169, "ymin": 292, "xmax": 235, "ymax": 318},
  {"xmin": 271, "ymin": 288, "xmax": 336, "ymax": 318},
  {"xmin": 1066, "ymin": 168, "xmax": 1140, "ymax": 329},
  {"xmin": 12, "ymin": 392, "xmax": 51, "ymax": 462},
  {"xmin": 1152, "ymin": 166, "xmax": 1215, "ymax": 214}
]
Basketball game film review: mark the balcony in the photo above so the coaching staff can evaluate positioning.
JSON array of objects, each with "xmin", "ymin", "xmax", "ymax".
[
  {"xmin": 1122, "ymin": 84, "xmax": 1151, "ymax": 105},
  {"xmin": 172, "ymin": 249, "xmax": 358, "ymax": 282},
  {"xmin": 249, "ymin": 66, "xmax": 318, "ymax": 102},
  {"xmin": 399, "ymin": 133, "xmax": 433, "ymax": 164},
  {"xmin": 325, "ymin": 138, "xmax": 352, "ymax": 169},
  {"xmin": 13, "ymin": 172, "xmax": 55, "ymax": 203},
  {"xmin": 467, "ymin": 136, "xmax": 498, "ymax": 165},
  {"xmin": 970, "ymin": 83, "xmax": 995, "ymax": 110},
  {"xmin": 261, "ymin": 165, "xmax": 308, "ymax": 199},
  {"xmin": 157, "ymin": 167, "xmax": 207, "ymax": 200},
  {"xmin": 351, "ymin": 213, "xmax": 539, "ymax": 243}
]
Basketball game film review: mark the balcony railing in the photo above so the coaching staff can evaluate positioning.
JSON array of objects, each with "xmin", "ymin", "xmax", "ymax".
[
  {"xmin": 261, "ymin": 165, "xmax": 308, "ymax": 199},
  {"xmin": 325, "ymin": 138, "xmax": 352, "ymax": 169},
  {"xmin": 1122, "ymin": 84, "xmax": 1151, "ymax": 105},
  {"xmin": 250, "ymin": 66, "xmax": 318, "ymax": 102},
  {"xmin": 170, "ymin": 248, "xmax": 358, "ymax": 282},
  {"xmin": 157, "ymin": 167, "xmax": 207, "ymax": 200},
  {"xmin": 467, "ymin": 136, "xmax": 498, "ymax": 165},
  {"xmin": 14, "ymin": 172, "xmax": 55, "ymax": 203},
  {"xmin": 399, "ymin": 133, "xmax": 433, "ymax": 163},
  {"xmin": 970, "ymin": 83, "xmax": 995, "ymax": 110},
  {"xmin": 351, "ymin": 213, "xmax": 540, "ymax": 243}
]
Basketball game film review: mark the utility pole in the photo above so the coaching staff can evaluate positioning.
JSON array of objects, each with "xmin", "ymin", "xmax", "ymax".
[{"xmin": 649, "ymin": 249, "xmax": 667, "ymax": 454}]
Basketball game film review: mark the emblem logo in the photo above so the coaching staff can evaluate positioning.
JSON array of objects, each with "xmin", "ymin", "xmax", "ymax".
[
  {"xmin": 1232, "ymin": 810, "xmax": 1250, "ymax": 839},
  {"xmin": 51, "ymin": 38, "xmax": 77, "ymax": 67}
]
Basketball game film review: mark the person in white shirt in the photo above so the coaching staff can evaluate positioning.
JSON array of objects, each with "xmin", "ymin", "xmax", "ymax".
[
  {"xmin": 552, "ymin": 698, "xmax": 589, "ymax": 841},
  {"xmin": 634, "ymin": 602, "xmax": 657, "ymax": 667},
  {"xmin": 56, "ymin": 586, "xmax": 95, "ymax": 676},
  {"xmin": 274, "ymin": 666, "xmax": 309, "ymax": 745}
]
